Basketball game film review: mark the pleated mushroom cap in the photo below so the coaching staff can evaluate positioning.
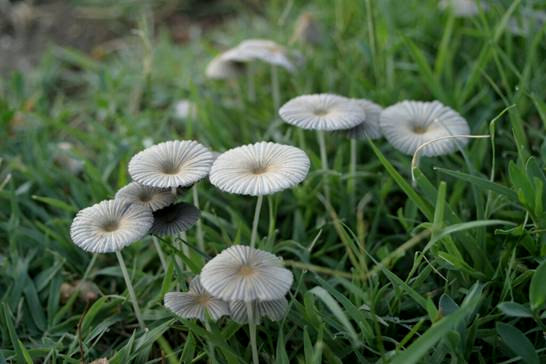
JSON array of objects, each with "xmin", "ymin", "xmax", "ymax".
[
  {"xmin": 229, "ymin": 297, "xmax": 288, "ymax": 324},
  {"xmin": 279, "ymin": 94, "xmax": 366, "ymax": 131},
  {"xmin": 380, "ymin": 100, "xmax": 470, "ymax": 157},
  {"xmin": 209, "ymin": 142, "xmax": 309, "ymax": 196},
  {"xmin": 439, "ymin": 0, "xmax": 482, "ymax": 17},
  {"xmin": 70, "ymin": 199, "xmax": 153, "ymax": 253},
  {"xmin": 115, "ymin": 182, "xmax": 175, "ymax": 211},
  {"xmin": 236, "ymin": 39, "xmax": 297, "ymax": 71},
  {"xmin": 164, "ymin": 275, "xmax": 229, "ymax": 321},
  {"xmin": 149, "ymin": 202, "xmax": 200, "ymax": 236},
  {"xmin": 205, "ymin": 52, "xmax": 248, "ymax": 80},
  {"xmin": 344, "ymin": 99, "xmax": 383, "ymax": 139},
  {"xmin": 200, "ymin": 245, "xmax": 293, "ymax": 302},
  {"xmin": 128, "ymin": 140, "xmax": 213, "ymax": 189}
]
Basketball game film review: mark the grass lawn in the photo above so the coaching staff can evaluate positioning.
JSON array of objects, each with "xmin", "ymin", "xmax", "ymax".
[{"xmin": 1, "ymin": 0, "xmax": 545, "ymax": 363}]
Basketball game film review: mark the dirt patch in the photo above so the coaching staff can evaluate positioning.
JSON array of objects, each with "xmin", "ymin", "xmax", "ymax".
[{"xmin": 0, "ymin": 0, "xmax": 234, "ymax": 75}]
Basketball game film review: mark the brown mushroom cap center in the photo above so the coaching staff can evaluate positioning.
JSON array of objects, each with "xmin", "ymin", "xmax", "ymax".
[
  {"xmin": 102, "ymin": 220, "xmax": 120, "ymax": 232},
  {"xmin": 139, "ymin": 193, "xmax": 153, "ymax": 202},
  {"xmin": 196, "ymin": 294, "xmax": 210, "ymax": 305},
  {"xmin": 160, "ymin": 161, "xmax": 181, "ymax": 175},
  {"xmin": 239, "ymin": 264, "xmax": 255, "ymax": 277},
  {"xmin": 251, "ymin": 164, "xmax": 270, "ymax": 175},
  {"xmin": 412, "ymin": 125, "xmax": 429, "ymax": 134},
  {"xmin": 313, "ymin": 108, "xmax": 329, "ymax": 116}
]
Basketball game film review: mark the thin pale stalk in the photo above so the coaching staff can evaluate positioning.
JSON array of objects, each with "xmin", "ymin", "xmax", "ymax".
[
  {"xmin": 271, "ymin": 64, "xmax": 280, "ymax": 113},
  {"xmin": 267, "ymin": 196, "xmax": 276, "ymax": 245},
  {"xmin": 317, "ymin": 130, "xmax": 331, "ymax": 202},
  {"xmin": 246, "ymin": 302, "xmax": 259, "ymax": 364},
  {"xmin": 193, "ymin": 185, "xmax": 205, "ymax": 251},
  {"xmin": 153, "ymin": 236, "xmax": 168, "ymax": 273},
  {"xmin": 250, "ymin": 195, "xmax": 264, "ymax": 249},
  {"xmin": 115, "ymin": 250, "xmax": 146, "ymax": 330}
]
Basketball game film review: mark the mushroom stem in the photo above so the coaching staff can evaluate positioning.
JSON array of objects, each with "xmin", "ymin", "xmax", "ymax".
[
  {"xmin": 246, "ymin": 302, "xmax": 260, "ymax": 364},
  {"xmin": 348, "ymin": 138, "xmax": 357, "ymax": 206},
  {"xmin": 317, "ymin": 130, "xmax": 331, "ymax": 201},
  {"xmin": 271, "ymin": 64, "xmax": 280, "ymax": 113},
  {"xmin": 115, "ymin": 250, "xmax": 146, "ymax": 330},
  {"xmin": 250, "ymin": 195, "xmax": 264, "ymax": 249},
  {"xmin": 153, "ymin": 236, "xmax": 168, "ymax": 273},
  {"xmin": 247, "ymin": 64, "xmax": 256, "ymax": 102},
  {"xmin": 192, "ymin": 185, "xmax": 205, "ymax": 252},
  {"xmin": 267, "ymin": 196, "xmax": 276, "ymax": 244}
]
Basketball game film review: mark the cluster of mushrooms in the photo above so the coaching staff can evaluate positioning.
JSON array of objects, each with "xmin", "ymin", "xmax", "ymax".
[
  {"xmin": 70, "ymin": 39, "xmax": 476, "ymax": 364},
  {"xmin": 70, "ymin": 140, "xmax": 309, "ymax": 363}
]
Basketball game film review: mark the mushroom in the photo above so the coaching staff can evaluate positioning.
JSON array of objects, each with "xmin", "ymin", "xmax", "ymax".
[{"xmin": 209, "ymin": 141, "xmax": 309, "ymax": 247}]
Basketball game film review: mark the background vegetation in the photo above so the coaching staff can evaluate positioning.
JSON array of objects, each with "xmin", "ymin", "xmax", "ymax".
[{"xmin": 1, "ymin": 0, "xmax": 545, "ymax": 363}]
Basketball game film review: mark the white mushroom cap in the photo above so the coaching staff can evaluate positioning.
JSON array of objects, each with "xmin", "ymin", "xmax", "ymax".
[
  {"xmin": 115, "ymin": 182, "xmax": 175, "ymax": 211},
  {"xmin": 149, "ymin": 202, "xmax": 200, "ymax": 236},
  {"xmin": 279, "ymin": 94, "xmax": 366, "ymax": 131},
  {"xmin": 344, "ymin": 99, "xmax": 383, "ymax": 139},
  {"xmin": 200, "ymin": 245, "xmax": 293, "ymax": 302},
  {"xmin": 206, "ymin": 39, "xmax": 298, "ymax": 79},
  {"xmin": 164, "ymin": 275, "xmax": 230, "ymax": 321},
  {"xmin": 507, "ymin": 8, "xmax": 546, "ymax": 36},
  {"xmin": 229, "ymin": 297, "xmax": 288, "ymax": 324},
  {"xmin": 128, "ymin": 140, "xmax": 213, "ymax": 189},
  {"xmin": 174, "ymin": 100, "xmax": 197, "ymax": 120},
  {"xmin": 54, "ymin": 142, "xmax": 84, "ymax": 174},
  {"xmin": 439, "ymin": 0, "xmax": 484, "ymax": 17},
  {"xmin": 209, "ymin": 142, "xmax": 310, "ymax": 196},
  {"xmin": 379, "ymin": 100, "xmax": 470, "ymax": 157},
  {"xmin": 205, "ymin": 53, "xmax": 247, "ymax": 80},
  {"xmin": 70, "ymin": 199, "xmax": 153, "ymax": 253},
  {"xmin": 236, "ymin": 39, "xmax": 297, "ymax": 71}
]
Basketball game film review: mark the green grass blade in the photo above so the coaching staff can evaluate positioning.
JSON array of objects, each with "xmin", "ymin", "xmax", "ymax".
[{"xmin": 390, "ymin": 283, "xmax": 482, "ymax": 364}]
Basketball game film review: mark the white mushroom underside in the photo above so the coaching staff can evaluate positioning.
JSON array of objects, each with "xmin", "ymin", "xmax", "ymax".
[
  {"xmin": 128, "ymin": 140, "xmax": 213, "ymax": 188},
  {"xmin": 380, "ymin": 100, "xmax": 470, "ymax": 156},
  {"xmin": 164, "ymin": 292, "xmax": 229, "ymax": 321},
  {"xmin": 209, "ymin": 142, "xmax": 310, "ymax": 196},
  {"xmin": 279, "ymin": 94, "xmax": 366, "ymax": 131},
  {"xmin": 115, "ymin": 182, "xmax": 175, "ymax": 211},
  {"xmin": 150, "ymin": 202, "xmax": 201, "ymax": 236},
  {"xmin": 164, "ymin": 275, "xmax": 229, "ymax": 321},
  {"xmin": 200, "ymin": 245, "xmax": 293, "ymax": 302},
  {"xmin": 229, "ymin": 297, "xmax": 288, "ymax": 324},
  {"xmin": 344, "ymin": 99, "xmax": 383, "ymax": 139},
  {"xmin": 70, "ymin": 199, "xmax": 153, "ymax": 253}
]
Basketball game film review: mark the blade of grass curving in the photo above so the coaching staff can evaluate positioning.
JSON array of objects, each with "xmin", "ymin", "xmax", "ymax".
[
  {"xmin": 423, "ymin": 219, "xmax": 515, "ymax": 253},
  {"xmin": 496, "ymin": 322, "xmax": 539, "ymax": 364},
  {"xmin": 402, "ymin": 36, "xmax": 447, "ymax": 102},
  {"xmin": 2, "ymin": 303, "xmax": 27, "ymax": 364},
  {"xmin": 434, "ymin": 11, "xmax": 456, "ymax": 78},
  {"xmin": 390, "ymin": 283, "xmax": 482, "ymax": 364},
  {"xmin": 460, "ymin": 0, "xmax": 522, "ymax": 104},
  {"xmin": 369, "ymin": 139, "xmax": 433, "ymax": 220},
  {"xmin": 308, "ymin": 286, "xmax": 359, "ymax": 346},
  {"xmin": 434, "ymin": 168, "xmax": 517, "ymax": 201},
  {"xmin": 380, "ymin": 267, "xmax": 436, "ymax": 319},
  {"xmin": 529, "ymin": 260, "xmax": 546, "ymax": 311}
]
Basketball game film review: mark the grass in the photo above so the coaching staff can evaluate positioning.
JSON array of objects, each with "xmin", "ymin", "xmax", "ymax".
[{"xmin": 1, "ymin": 0, "xmax": 545, "ymax": 363}]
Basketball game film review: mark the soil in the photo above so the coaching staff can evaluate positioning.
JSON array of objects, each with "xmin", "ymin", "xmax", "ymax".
[{"xmin": 0, "ymin": 0, "xmax": 234, "ymax": 75}]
